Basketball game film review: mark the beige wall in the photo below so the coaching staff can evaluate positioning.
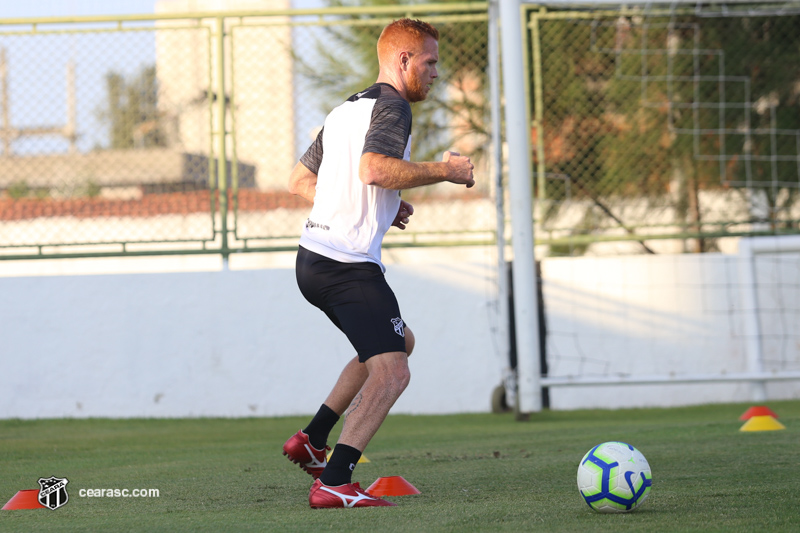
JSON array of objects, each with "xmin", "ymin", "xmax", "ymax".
[{"xmin": 155, "ymin": 0, "xmax": 295, "ymax": 190}]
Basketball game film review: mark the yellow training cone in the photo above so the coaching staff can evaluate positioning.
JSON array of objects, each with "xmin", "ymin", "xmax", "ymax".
[{"xmin": 740, "ymin": 415, "xmax": 786, "ymax": 432}]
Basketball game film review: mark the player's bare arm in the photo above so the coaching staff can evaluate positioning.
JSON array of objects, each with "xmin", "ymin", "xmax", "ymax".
[
  {"xmin": 359, "ymin": 150, "xmax": 475, "ymax": 190},
  {"xmin": 288, "ymin": 161, "xmax": 317, "ymax": 203}
]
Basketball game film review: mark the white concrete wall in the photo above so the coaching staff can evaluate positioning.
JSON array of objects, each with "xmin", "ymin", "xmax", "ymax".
[
  {"xmin": 0, "ymin": 247, "xmax": 506, "ymax": 418},
  {"xmin": 1, "ymin": 243, "xmax": 798, "ymax": 419}
]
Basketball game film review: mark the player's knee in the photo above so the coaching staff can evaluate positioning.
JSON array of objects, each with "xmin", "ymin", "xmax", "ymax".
[
  {"xmin": 404, "ymin": 327, "xmax": 415, "ymax": 357},
  {"xmin": 395, "ymin": 363, "xmax": 411, "ymax": 394},
  {"xmin": 369, "ymin": 352, "xmax": 411, "ymax": 397},
  {"xmin": 387, "ymin": 357, "xmax": 411, "ymax": 396}
]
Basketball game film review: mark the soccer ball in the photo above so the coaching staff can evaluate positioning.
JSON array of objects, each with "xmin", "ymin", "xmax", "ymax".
[{"xmin": 577, "ymin": 441, "xmax": 652, "ymax": 513}]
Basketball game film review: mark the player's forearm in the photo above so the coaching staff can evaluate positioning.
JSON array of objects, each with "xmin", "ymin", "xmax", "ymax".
[
  {"xmin": 288, "ymin": 161, "xmax": 317, "ymax": 203},
  {"xmin": 359, "ymin": 153, "xmax": 448, "ymax": 190}
]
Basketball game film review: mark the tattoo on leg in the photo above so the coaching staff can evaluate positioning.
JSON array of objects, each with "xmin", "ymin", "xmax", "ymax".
[{"xmin": 345, "ymin": 393, "xmax": 363, "ymax": 420}]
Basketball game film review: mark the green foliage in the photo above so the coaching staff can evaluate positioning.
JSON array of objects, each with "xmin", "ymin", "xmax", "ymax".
[
  {"xmin": 4, "ymin": 181, "xmax": 52, "ymax": 200},
  {"xmin": 537, "ymin": 10, "xmax": 800, "ymax": 240},
  {"xmin": 6, "ymin": 180, "xmax": 31, "ymax": 199},
  {"xmin": 84, "ymin": 180, "xmax": 102, "ymax": 198},
  {"xmin": 96, "ymin": 65, "xmax": 167, "ymax": 150},
  {"xmin": 5, "ymin": 180, "xmax": 104, "ymax": 200}
]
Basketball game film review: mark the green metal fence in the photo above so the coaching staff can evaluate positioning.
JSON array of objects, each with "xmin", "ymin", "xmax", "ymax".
[
  {"xmin": 526, "ymin": 2, "xmax": 800, "ymax": 255},
  {"xmin": 0, "ymin": 3, "xmax": 493, "ymax": 260},
  {"xmin": 3, "ymin": 2, "xmax": 799, "ymax": 261}
]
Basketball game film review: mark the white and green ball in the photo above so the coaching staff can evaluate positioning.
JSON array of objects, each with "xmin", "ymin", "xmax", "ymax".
[{"xmin": 577, "ymin": 441, "xmax": 652, "ymax": 513}]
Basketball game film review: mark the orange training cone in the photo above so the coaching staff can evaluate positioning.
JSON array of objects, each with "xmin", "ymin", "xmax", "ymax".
[
  {"xmin": 366, "ymin": 476, "xmax": 420, "ymax": 497},
  {"xmin": 740, "ymin": 415, "xmax": 786, "ymax": 432},
  {"xmin": 739, "ymin": 406, "xmax": 779, "ymax": 421},
  {"xmin": 2, "ymin": 490, "xmax": 45, "ymax": 510}
]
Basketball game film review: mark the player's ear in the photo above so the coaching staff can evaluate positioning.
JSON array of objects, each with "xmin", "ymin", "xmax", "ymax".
[{"xmin": 399, "ymin": 51, "xmax": 411, "ymax": 70}]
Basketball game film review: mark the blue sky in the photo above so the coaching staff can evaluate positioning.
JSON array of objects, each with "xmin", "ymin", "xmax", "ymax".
[
  {"xmin": 0, "ymin": 1, "xmax": 325, "ymax": 155},
  {"xmin": 0, "ymin": 0, "xmax": 323, "ymax": 18},
  {"xmin": 0, "ymin": 3, "xmax": 159, "ymax": 153},
  {"xmin": 0, "ymin": 1, "xmax": 157, "ymax": 18}
]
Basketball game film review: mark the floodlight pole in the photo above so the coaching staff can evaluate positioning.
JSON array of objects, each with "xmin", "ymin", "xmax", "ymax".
[{"xmin": 499, "ymin": 0, "xmax": 541, "ymax": 415}]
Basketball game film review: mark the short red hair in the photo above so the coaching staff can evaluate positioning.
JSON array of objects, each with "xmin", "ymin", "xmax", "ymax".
[{"xmin": 377, "ymin": 18, "xmax": 439, "ymax": 66}]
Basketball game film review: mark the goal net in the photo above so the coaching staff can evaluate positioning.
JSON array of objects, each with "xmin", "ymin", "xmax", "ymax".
[{"xmin": 540, "ymin": 236, "xmax": 800, "ymax": 409}]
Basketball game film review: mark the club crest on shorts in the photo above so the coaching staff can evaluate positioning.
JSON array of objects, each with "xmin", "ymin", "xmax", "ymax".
[
  {"xmin": 38, "ymin": 476, "xmax": 69, "ymax": 510},
  {"xmin": 391, "ymin": 317, "xmax": 405, "ymax": 337}
]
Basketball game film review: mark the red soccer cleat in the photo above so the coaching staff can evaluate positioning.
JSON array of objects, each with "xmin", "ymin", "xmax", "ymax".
[
  {"xmin": 308, "ymin": 479, "xmax": 397, "ymax": 508},
  {"xmin": 282, "ymin": 430, "xmax": 329, "ymax": 479}
]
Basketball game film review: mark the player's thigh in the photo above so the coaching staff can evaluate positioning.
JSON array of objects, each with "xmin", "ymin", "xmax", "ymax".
[
  {"xmin": 296, "ymin": 247, "xmax": 408, "ymax": 361},
  {"xmin": 295, "ymin": 246, "xmax": 348, "ymax": 330},
  {"xmin": 331, "ymin": 268, "xmax": 407, "ymax": 362}
]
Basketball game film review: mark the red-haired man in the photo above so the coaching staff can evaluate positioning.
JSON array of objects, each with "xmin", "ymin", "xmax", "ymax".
[{"xmin": 285, "ymin": 18, "xmax": 475, "ymax": 509}]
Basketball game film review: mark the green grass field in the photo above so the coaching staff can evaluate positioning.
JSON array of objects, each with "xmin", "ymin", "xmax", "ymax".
[{"xmin": 1, "ymin": 400, "xmax": 799, "ymax": 532}]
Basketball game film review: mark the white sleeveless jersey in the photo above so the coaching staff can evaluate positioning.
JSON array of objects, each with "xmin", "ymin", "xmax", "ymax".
[{"xmin": 298, "ymin": 83, "xmax": 412, "ymax": 272}]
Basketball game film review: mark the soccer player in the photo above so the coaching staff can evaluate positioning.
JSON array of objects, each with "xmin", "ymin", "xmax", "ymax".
[{"xmin": 284, "ymin": 18, "xmax": 475, "ymax": 509}]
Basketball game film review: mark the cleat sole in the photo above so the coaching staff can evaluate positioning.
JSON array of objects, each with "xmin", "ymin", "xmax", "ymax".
[
  {"xmin": 283, "ymin": 451, "xmax": 323, "ymax": 479},
  {"xmin": 282, "ymin": 430, "xmax": 327, "ymax": 480}
]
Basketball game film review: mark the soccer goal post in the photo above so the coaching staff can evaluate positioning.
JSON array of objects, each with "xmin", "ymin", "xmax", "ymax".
[
  {"xmin": 737, "ymin": 235, "xmax": 800, "ymax": 401},
  {"xmin": 499, "ymin": 0, "xmax": 542, "ymax": 415}
]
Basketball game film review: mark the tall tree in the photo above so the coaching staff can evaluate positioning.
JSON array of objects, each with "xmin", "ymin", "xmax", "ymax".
[
  {"xmin": 537, "ymin": 10, "xmax": 800, "ymax": 247},
  {"xmin": 97, "ymin": 65, "xmax": 166, "ymax": 149}
]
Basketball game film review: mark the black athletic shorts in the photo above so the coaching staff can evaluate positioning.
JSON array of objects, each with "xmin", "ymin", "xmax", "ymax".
[{"xmin": 295, "ymin": 246, "xmax": 407, "ymax": 362}]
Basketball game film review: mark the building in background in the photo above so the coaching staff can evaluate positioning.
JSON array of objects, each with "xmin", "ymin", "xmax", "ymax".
[{"xmin": 155, "ymin": 0, "xmax": 294, "ymax": 190}]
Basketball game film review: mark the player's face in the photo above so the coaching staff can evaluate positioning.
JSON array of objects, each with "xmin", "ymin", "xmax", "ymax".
[{"xmin": 406, "ymin": 36, "xmax": 439, "ymax": 103}]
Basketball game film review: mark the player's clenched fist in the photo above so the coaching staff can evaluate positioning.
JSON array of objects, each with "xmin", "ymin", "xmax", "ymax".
[{"xmin": 442, "ymin": 150, "xmax": 475, "ymax": 188}]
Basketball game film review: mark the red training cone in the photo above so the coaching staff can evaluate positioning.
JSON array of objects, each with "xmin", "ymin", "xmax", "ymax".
[
  {"xmin": 2, "ymin": 490, "xmax": 45, "ymax": 510},
  {"xmin": 739, "ymin": 405, "xmax": 779, "ymax": 421},
  {"xmin": 366, "ymin": 476, "xmax": 420, "ymax": 497}
]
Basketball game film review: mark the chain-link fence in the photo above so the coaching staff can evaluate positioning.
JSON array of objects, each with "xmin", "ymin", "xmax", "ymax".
[
  {"xmin": 528, "ymin": 1, "xmax": 800, "ymax": 256},
  {"xmin": 0, "ymin": 3, "xmax": 493, "ymax": 260},
  {"xmin": 4, "ymin": 2, "xmax": 799, "ymax": 261}
]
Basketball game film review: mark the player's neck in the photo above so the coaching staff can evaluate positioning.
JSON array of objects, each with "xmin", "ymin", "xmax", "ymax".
[{"xmin": 375, "ymin": 73, "xmax": 407, "ymax": 102}]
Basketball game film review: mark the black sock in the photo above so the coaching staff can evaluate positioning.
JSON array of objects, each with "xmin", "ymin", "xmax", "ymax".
[
  {"xmin": 302, "ymin": 404, "xmax": 340, "ymax": 450},
  {"xmin": 319, "ymin": 443, "xmax": 361, "ymax": 486}
]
